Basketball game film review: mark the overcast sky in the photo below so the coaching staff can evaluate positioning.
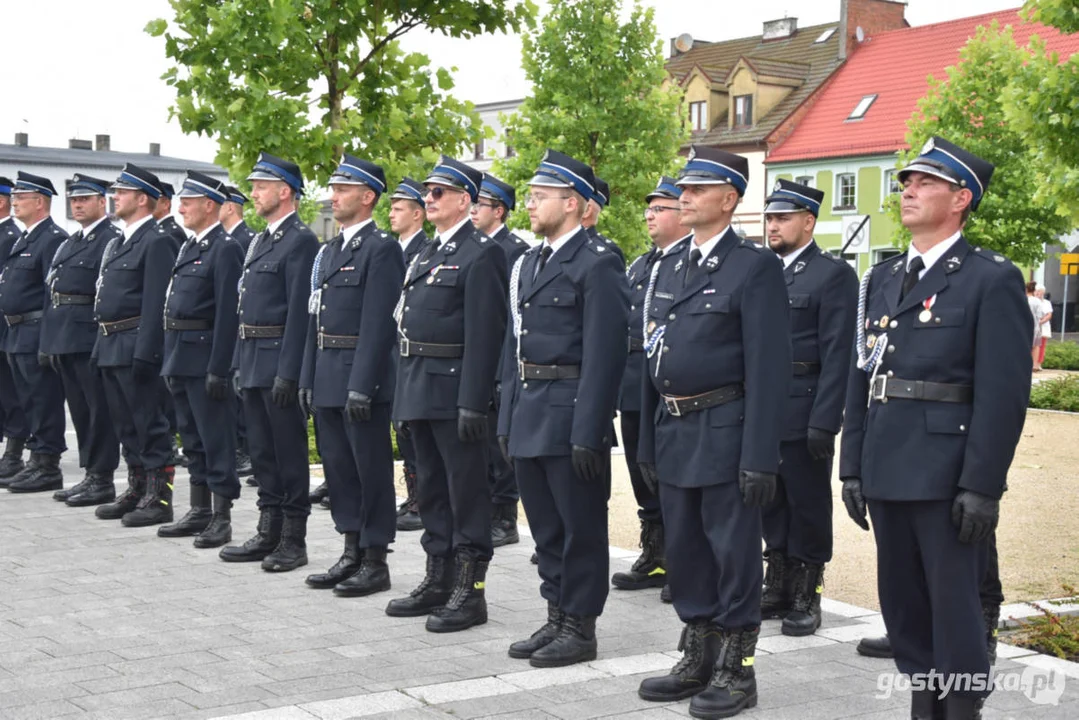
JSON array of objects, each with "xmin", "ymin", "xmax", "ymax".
[{"xmin": 1, "ymin": 0, "xmax": 1025, "ymax": 166}]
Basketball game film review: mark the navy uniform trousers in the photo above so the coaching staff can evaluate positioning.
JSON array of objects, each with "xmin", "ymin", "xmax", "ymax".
[
  {"xmin": 0, "ymin": 353, "xmax": 28, "ymax": 444},
  {"xmin": 244, "ymin": 390, "xmax": 309, "ymax": 517},
  {"xmin": 56, "ymin": 354, "xmax": 119, "ymax": 473},
  {"xmin": 172, "ymin": 378, "xmax": 240, "ymax": 498},
  {"xmin": 7, "ymin": 352, "xmax": 65, "ymax": 455},
  {"xmin": 619, "ymin": 410, "xmax": 659, "ymax": 521},
  {"xmin": 486, "ymin": 411, "xmax": 516, "ymax": 505},
  {"xmin": 101, "ymin": 366, "xmax": 172, "ymax": 469},
  {"xmin": 762, "ymin": 441, "xmax": 832, "ymax": 564}
]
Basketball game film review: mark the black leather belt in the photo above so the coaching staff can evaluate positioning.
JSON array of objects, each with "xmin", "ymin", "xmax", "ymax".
[
  {"xmin": 662, "ymin": 383, "xmax": 745, "ymax": 417},
  {"xmin": 870, "ymin": 375, "xmax": 973, "ymax": 404},
  {"xmin": 628, "ymin": 336, "xmax": 645, "ymax": 352},
  {"xmin": 99, "ymin": 316, "xmax": 140, "ymax": 335},
  {"xmin": 239, "ymin": 324, "xmax": 284, "ymax": 339},
  {"xmin": 165, "ymin": 317, "xmax": 212, "ymax": 331},
  {"xmin": 51, "ymin": 292, "xmax": 94, "ymax": 307},
  {"xmin": 399, "ymin": 338, "xmax": 463, "ymax": 358},
  {"xmin": 4, "ymin": 310, "xmax": 44, "ymax": 326},
  {"xmin": 519, "ymin": 362, "xmax": 581, "ymax": 380},
  {"xmin": 793, "ymin": 361, "xmax": 821, "ymax": 377},
  {"xmin": 319, "ymin": 333, "xmax": 358, "ymax": 349}
]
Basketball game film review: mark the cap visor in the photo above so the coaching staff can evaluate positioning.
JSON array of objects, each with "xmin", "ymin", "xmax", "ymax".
[
  {"xmin": 898, "ymin": 163, "xmax": 960, "ymax": 186},
  {"xmin": 528, "ymin": 174, "xmax": 571, "ymax": 188},
  {"xmin": 246, "ymin": 170, "xmax": 283, "ymax": 182},
  {"xmin": 763, "ymin": 200, "xmax": 808, "ymax": 214},
  {"xmin": 675, "ymin": 176, "xmax": 731, "ymax": 187}
]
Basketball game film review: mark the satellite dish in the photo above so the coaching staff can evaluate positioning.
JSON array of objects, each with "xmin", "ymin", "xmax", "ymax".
[
  {"xmin": 855, "ymin": 26, "xmax": 865, "ymax": 42},
  {"xmin": 674, "ymin": 33, "xmax": 694, "ymax": 53}
]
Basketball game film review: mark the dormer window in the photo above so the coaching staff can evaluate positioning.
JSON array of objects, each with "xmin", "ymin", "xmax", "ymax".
[
  {"xmin": 734, "ymin": 95, "xmax": 753, "ymax": 128},
  {"xmin": 689, "ymin": 101, "xmax": 708, "ymax": 132}
]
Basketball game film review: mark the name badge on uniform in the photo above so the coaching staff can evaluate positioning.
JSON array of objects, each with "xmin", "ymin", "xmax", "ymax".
[{"xmin": 308, "ymin": 289, "xmax": 322, "ymax": 315}]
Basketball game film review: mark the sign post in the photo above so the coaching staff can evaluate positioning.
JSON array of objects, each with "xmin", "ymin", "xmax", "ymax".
[{"xmin": 1058, "ymin": 253, "xmax": 1079, "ymax": 341}]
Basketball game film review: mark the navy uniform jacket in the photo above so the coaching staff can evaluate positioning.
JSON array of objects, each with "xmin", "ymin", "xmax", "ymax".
[
  {"xmin": 0, "ymin": 218, "xmax": 20, "ymax": 348},
  {"xmin": 93, "ymin": 220, "xmax": 177, "ymax": 368},
  {"xmin": 402, "ymin": 229, "xmax": 429, "ymax": 265},
  {"xmin": 782, "ymin": 241, "xmax": 858, "ymax": 440},
  {"xmin": 619, "ymin": 237, "xmax": 690, "ymax": 412},
  {"xmin": 0, "ymin": 218, "xmax": 67, "ymax": 354},
  {"xmin": 491, "ymin": 225, "xmax": 528, "ymax": 267},
  {"xmin": 497, "ymin": 229, "xmax": 629, "ymax": 456},
  {"xmin": 161, "ymin": 225, "xmax": 243, "ymax": 378},
  {"xmin": 300, "ymin": 223, "xmax": 405, "ymax": 407},
  {"xmin": 235, "ymin": 214, "xmax": 318, "ymax": 389},
  {"xmin": 41, "ymin": 220, "xmax": 123, "ymax": 356},
  {"xmin": 227, "ymin": 220, "xmax": 257, "ymax": 253},
  {"xmin": 839, "ymin": 238, "xmax": 1031, "ymax": 502},
  {"xmin": 586, "ymin": 226, "xmax": 625, "ymax": 267},
  {"xmin": 638, "ymin": 228, "xmax": 791, "ymax": 486},
  {"xmin": 393, "ymin": 223, "xmax": 507, "ymax": 421},
  {"xmin": 158, "ymin": 216, "xmax": 189, "ymax": 248}
]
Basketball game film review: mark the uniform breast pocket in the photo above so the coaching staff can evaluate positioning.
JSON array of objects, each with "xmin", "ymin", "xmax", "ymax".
[
  {"xmin": 788, "ymin": 294, "xmax": 811, "ymax": 310},
  {"xmin": 537, "ymin": 289, "xmax": 577, "ymax": 309},
  {"xmin": 329, "ymin": 271, "xmax": 362, "ymax": 288},
  {"xmin": 427, "ymin": 269, "xmax": 459, "ymax": 288},
  {"xmin": 178, "ymin": 265, "xmax": 209, "ymax": 282},
  {"xmin": 913, "ymin": 307, "xmax": 966, "ymax": 357},
  {"xmin": 255, "ymin": 261, "xmax": 280, "ymax": 274},
  {"xmin": 685, "ymin": 293, "xmax": 731, "ymax": 334}
]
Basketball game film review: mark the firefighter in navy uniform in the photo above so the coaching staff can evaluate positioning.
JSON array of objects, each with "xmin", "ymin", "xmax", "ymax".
[
  {"xmin": 0, "ymin": 172, "xmax": 68, "ymax": 493},
  {"xmin": 219, "ymin": 152, "xmax": 318, "ymax": 572},
  {"xmin": 498, "ymin": 150, "xmax": 629, "ymax": 668},
  {"xmin": 385, "ymin": 156, "xmax": 507, "ymax": 634},
  {"xmin": 299, "ymin": 155, "xmax": 404, "ymax": 597},
  {"xmin": 156, "ymin": 172, "xmax": 243, "ymax": 549},
  {"xmin": 219, "ymin": 185, "xmax": 256, "ymax": 484},
  {"xmin": 385, "ymin": 177, "xmax": 429, "ymax": 531},
  {"xmin": 611, "ymin": 176, "xmax": 690, "ymax": 597},
  {"xmin": 581, "ymin": 176, "xmax": 625, "ymax": 266},
  {"xmin": 636, "ymin": 147, "xmax": 790, "ymax": 719},
  {"xmin": 839, "ymin": 138, "xmax": 1029, "ymax": 720},
  {"xmin": 92, "ymin": 164, "xmax": 179, "ymax": 526},
  {"xmin": 43, "ymin": 175, "xmax": 122, "ymax": 506},
  {"xmin": 759, "ymin": 179, "xmax": 858, "ymax": 637},
  {"xmin": 0, "ymin": 178, "xmax": 30, "ymax": 483},
  {"xmin": 470, "ymin": 172, "xmax": 528, "ymax": 548},
  {"xmin": 152, "ymin": 182, "xmax": 189, "ymax": 468}
]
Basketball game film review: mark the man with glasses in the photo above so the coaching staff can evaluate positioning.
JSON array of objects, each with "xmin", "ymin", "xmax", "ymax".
[
  {"xmin": 470, "ymin": 173, "xmax": 528, "ymax": 549},
  {"xmin": 498, "ymin": 150, "xmax": 628, "ymax": 668},
  {"xmin": 0, "ymin": 178, "xmax": 30, "ymax": 483},
  {"xmin": 386, "ymin": 156, "xmax": 507, "ymax": 634},
  {"xmin": 611, "ymin": 177, "xmax": 690, "ymax": 599}
]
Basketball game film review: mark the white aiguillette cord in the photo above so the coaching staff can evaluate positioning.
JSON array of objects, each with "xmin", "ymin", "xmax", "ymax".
[{"xmin": 856, "ymin": 267, "xmax": 887, "ymax": 406}]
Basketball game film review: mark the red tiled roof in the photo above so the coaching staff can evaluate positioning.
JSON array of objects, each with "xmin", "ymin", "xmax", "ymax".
[{"xmin": 766, "ymin": 8, "xmax": 1079, "ymax": 164}]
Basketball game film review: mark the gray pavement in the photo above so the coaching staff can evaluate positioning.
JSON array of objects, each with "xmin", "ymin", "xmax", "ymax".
[{"xmin": 2, "ymin": 452, "xmax": 1078, "ymax": 720}]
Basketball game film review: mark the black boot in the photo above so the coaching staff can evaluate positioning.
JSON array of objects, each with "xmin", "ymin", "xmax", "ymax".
[
  {"xmin": 529, "ymin": 614, "xmax": 597, "ymax": 668},
  {"xmin": 236, "ymin": 449, "xmax": 253, "ymax": 478},
  {"xmin": 760, "ymin": 550, "xmax": 792, "ymax": 619},
  {"xmin": 661, "ymin": 584, "xmax": 672, "ymax": 603},
  {"xmin": 219, "ymin": 508, "xmax": 282, "ymax": 562},
  {"xmin": 306, "ymin": 532, "xmax": 362, "ymax": 589},
  {"xmin": 320, "ymin": 496, "xmax": 331, "ymax": 510},
  {"xmin": 983, "ymin": 603, "xmax": 1000, "ymax": 665},
  {"xmin": 0, "ymin": 436, "xmax": 26, "ymax": 480},
  {"xmin": 2, "ymin": 452, "xmax": 40, "ymax": 488},
  {"xmin": 426, "ymin": 554, "xmax": 488, "ymax": 632},
  {"xmin": 67, "ymin": 472, "xmax": 116, "ymax": 507},
  {"xmin": 334, "ymin": 545, "xmax": 391, "ymax": 597},
  {"xmin": 530, "ymin": 552, "xmax": 538, "ymax": 565},
  {"xmin": 689, "ymin": 626, "xmax": 759, "ymax": 719},
  {"xmin": 612, "ymin": 519, "xmax": 666, "ymax": 590},
  {"xmin": 943, "ymin": 694, "xmax": 981, "ymax": 720},
  {"xmin": 122, "ymin": 467, "xmax": 175, "ymax": 527},
  {"xmin": 911, "ymin": 688, "xmax": 945, "ymax": 720},
  {"xmin": 157, "ymin": 484, "xmax": 212, "ymax": 537},
  {"xmin": 639, "ymin": 622, "xmax": 724, "ymax": 701},
  {"xmin": 308, "ymin": 480, "xmax": 328, "ymax": 504},
  {"xmin": 194, "ymin": 494, "xmax": 233, "ymax": 549},
  {"xmin": 261, "ymin": 515, "xmax": 308, "ymax": 572},
  {"xmin": 856, "ymin": 634, "xmax": 894, "ymax": 658},
  {"xmin": 9, "ymin": 454, "xmax": 63, "ymax": 493},
  {"xmin": 54, "ymin": 471, "xmax": 95, "ymax": 501},
  {"xmin": 245, "ymin": 475, "xmax": 258, "ymax": 487},
  {"xmin": 385, "ymin": 555, "xmax": 452, "ymax": 617},
  {"xmin": 491, "ymin": 503, "xmax": 520, "ymax": 547},
  {"xmin": 396, "ymin": 469, "xmax": 422, "ymax": 531},
  {"xmin": 509, "ymin": 602, "xmax": 565, "ymax": 659},
  {"xmin": 782, "ymin": 561, "xmax": 824, "ymax": 636},
  {"xmin": 96, "ymin": 466, "xmax": 145, "ymax": 519}
]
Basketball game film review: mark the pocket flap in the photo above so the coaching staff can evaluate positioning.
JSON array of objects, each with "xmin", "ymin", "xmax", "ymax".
[
  {"xmin": 424, "ymin": 361, "xmax": 460, "ymax": 377},
  {"xmin": 548, "ymin": 386, "xmax": 577, "ymax": 407},
  {"xmin": 915, "ymin": 307, "xmax": 965, "ymax": 328},
  {"xmin": 538, "ymin": 290, "xmax": 577, "ymax": 307},
  {"xmin": 427, "ymin": 269, "xmax": 459, "ymax": 287},
  {"xmin": 788, "ymin": 293, "xmax": 810, "ymax": 309},
  {"xmin": 255, "ymin": 260, "xmax": 279, "ymax": 273},
  {"xmin": 925, "ymin": 408, "xmax": 972, "ymax": 435},
  {"xmin": 687, "ymin": 294, "xmax": 731, "ymax": 314}
]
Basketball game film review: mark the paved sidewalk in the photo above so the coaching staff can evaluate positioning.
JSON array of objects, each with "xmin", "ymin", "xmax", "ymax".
[{"xmin": 1, "ymin": 455, "xmax": 1077, "ymax": 720}]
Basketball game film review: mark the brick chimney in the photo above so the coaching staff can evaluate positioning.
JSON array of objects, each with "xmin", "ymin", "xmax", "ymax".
[
  {"xmin": 95, "ymin": 134, "xmax": 110, "ymax": 151},
  {"xmin": 839, "ymin": 0, "xmax": 908, "ymax": 60}
]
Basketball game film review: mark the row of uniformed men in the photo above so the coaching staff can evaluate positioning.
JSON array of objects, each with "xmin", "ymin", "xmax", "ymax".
[{"xmin": 0, "ymin": 133, "xmax": 1027, "ymax": 719}]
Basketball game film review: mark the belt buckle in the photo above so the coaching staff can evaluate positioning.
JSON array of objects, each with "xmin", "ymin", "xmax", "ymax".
[
  {"xmin": 52, "ymin": 294, "xmax": 60, "ymax": 308},
  {"xmin": 518, "ymin": 361, "xmax": 527, "ymax": 381},
  {"xmin": 870, "ymin": 375, "xmax": 888, "ymax": 403},
  {"xmin": 239, "ymin": 325, "xmax": 247, "ymax": 340},
  {"xmin": 101, "ymin": 322, "xmax": 110, "ymax": 336},
  {"xmin": 399, "ymin": 338, "xmax": 410, "ymax": 357},
  {"xmin": 663, "ymin": 396, "xmax": 682, "ymax": 417},
  {"xmin": 318, "ymin": 331, "xmax": 325, "ymax": 350},
  {"xmin": 4, "ymin": 316, "xmax": 13, "ymax": 328}
]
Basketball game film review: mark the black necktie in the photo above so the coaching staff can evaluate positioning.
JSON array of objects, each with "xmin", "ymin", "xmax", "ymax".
[
  {"xmin": 900, "ymin": 256, "xmax": 925, "ymax": 301},
  {"xmin": 423, "ymin": 236, "xmax": 442, "ymax": 263},
  {"xmin": 535, "ymin": 245, "xmax": 553, "ymax": 279},
  {"xmin": 684, "ymin": 248, "xmax": 702, "ymax": 287}
]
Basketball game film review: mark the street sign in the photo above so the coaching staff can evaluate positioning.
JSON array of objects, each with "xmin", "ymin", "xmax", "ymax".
[
  {"xmin": 841, "ymin": 215, "xmax": 871, "ymax": 254},
  {"xmin": 1060, "ymin": 253, "xmax": 1079, "ymax": 275}
]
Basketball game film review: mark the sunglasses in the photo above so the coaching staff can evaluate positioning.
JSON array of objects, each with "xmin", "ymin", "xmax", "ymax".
[{"xmin": 425, "ymin": 186, "xmax": 466, "ymax": 201}]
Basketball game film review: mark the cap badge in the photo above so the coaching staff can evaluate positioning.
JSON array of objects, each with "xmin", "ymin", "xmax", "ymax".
[
  {"xmin": 921, "ymin": 137, "xmax": 935, "ymax": 154},
  {"xmin": 774, "ymin": 180, "xmax": 783, "ymax": 192}
]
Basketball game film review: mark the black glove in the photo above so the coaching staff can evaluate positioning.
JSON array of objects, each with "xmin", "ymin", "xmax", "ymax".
[
  {"xmin": 498, "ymin": 435, "xmax": 511, "ymax": 464},
  {"xmin": 37, "ymin": 351, "xmax": 51, "ymax": 369},
  {"xmin": 345, "ymin": 391, "xmax": 372, "ymax": 423},
  {"xmin": 132, "ymin": 358, "xmax": 160, "ymax": 384},
  {"xmin": 638, "ymin": 462, "xmax": 659, "ymax": 495},
  {"xmin": 841, "ymin": 477, "xmax": 870, "ymax": 531},
  {"xmin": 493, "ymin": 381, "xmax": 502, "ymax": 408},
  {"xmin": 806, "ymin": 427, "xmax": 836, "ymax": 461},
  {"xmin": 396, "ymin": 420, "xmax": 410, "ymax": 439},
  {"xmin": 271, "ymin": 376, "xmax": 297, "ymax": 409},
  {"xmin": 457, "ymin": 407, "xmax": 487, "ymax": 443},
  {"xmin": 739, "ymin": 470, "xmax": 776, "ymax": 507},
  {"xmin": 951, "ymin": 489, "xmax": 999, "ymax": 544},
  {"xmin": 571, "ymin": 445, "xmax": 604, "ymax": 483},
  {"xmin": 298, "ymin": 387, "xmax": 313, "ymax": 418},
  {"xmin": 232, "ymin": 369, "xmax": 242, "ymax": 396},
  {"xmin": 163, "ymin": 375, "xmax": 175, "ymax": 394},
  {"xmin": 205, "ymin": 373, "xmax": 229, "ymax": 402}
]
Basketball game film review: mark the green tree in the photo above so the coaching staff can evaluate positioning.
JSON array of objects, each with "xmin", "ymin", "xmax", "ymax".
[
  {"xmin": 888, "ymin": 22, "xmax": 1070, "ymax": 266},
  {"xmin": 147, "ymin": 0, "xmax": 536, "ymax": 194},
  {"xmin": 1002, "ymin": 0, "xmax": 1079, "ymax": 224},
  {"xmin": 493, "ymin": 0, "xmax": 687, "ymax": 259}
]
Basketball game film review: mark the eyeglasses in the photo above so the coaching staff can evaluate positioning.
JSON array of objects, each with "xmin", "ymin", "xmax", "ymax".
[
  {"xmin": 523, "ymin": 192, "xmax": 571, "ymax": 206},
  {"xmin": 472, "ymin": 201, "xmax": 500, "ymax": 210},
  {"xmin": 644, "ymin": 206, "xmax": 680, "ymax": 218},
  {"xmin": 425, "ymin": 186, "xmax": 464, "ymax": 201}
]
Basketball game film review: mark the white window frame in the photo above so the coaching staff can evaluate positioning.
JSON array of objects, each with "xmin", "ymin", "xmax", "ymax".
[
  {"xmin": 734, "ymin": 94, "xmax": 753, "ymax": 128},
  {"xmin": 881, "ymin": 168, "xmax": 901, "ymax": 208},
  {"xmin": 834, "ymin": 172, "xmax": 857, "ymax": 212},
  {"xmin": 689, "ymin": 101, "xmax": 707, "ymax": 132},
  {"xmin": 847, "ymin": 94, "xmax": 877, "ymax": 121},
  {"xmin": 794, "ymin": 175, "xmax": 815, "ymax": 188},
  {"xmin": 815, "ymin": 28, "xmax": 837, "ymax": 44}
]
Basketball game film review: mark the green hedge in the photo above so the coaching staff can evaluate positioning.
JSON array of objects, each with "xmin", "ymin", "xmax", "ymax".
[
  {"xmin": 307, "ymin": 418, "xmax": 402, "ymax": 464},
  {"xmin": 1043, "ymin": 341, "xmax": 1079, "ymax": 371},
  {"xmin": 1030, "ymin": 376, "xmax": 1079, "ymax": 413}
]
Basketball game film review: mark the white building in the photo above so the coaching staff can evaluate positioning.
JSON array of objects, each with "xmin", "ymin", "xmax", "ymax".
[
  {"xmin": 461, "ymin": 99, "xmax": 523, "ymax": 173},
  {"xmin": 0, "ymin": 133, "xmax": 227, "ymax": 233}
]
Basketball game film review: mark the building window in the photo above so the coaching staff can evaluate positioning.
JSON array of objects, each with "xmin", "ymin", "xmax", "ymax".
[
  {"xmin": 689, "ymin": 101, "xmax": 707, "ymax": 132},
  {"xmin": 815, "ymin": 27, "xmax": 837, "ymax": 44},
  {"xmin": 848, "ymin": 94, "xmax": 877, "ymax": 121},
  {"xmin": 835, "ymin": 173, "xmax": 856, "ymax": 209},
  {"xmin": 734, "ymin": 95, "xmax": 753, "ymax": 127},
  {"xmin": 794, "ymin": 175, "xmax": 814, "ymax": 188},
  {"xmin": 884, "ymin": 169, "xmax": 901, "ymax": 194},
  {"xmin": 505, "ymin": 144, "xmax": 516, "ymax": 158},
  {"xmin": 473, "ymin": 139, "xmax": 485, "ymax": 160}
]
